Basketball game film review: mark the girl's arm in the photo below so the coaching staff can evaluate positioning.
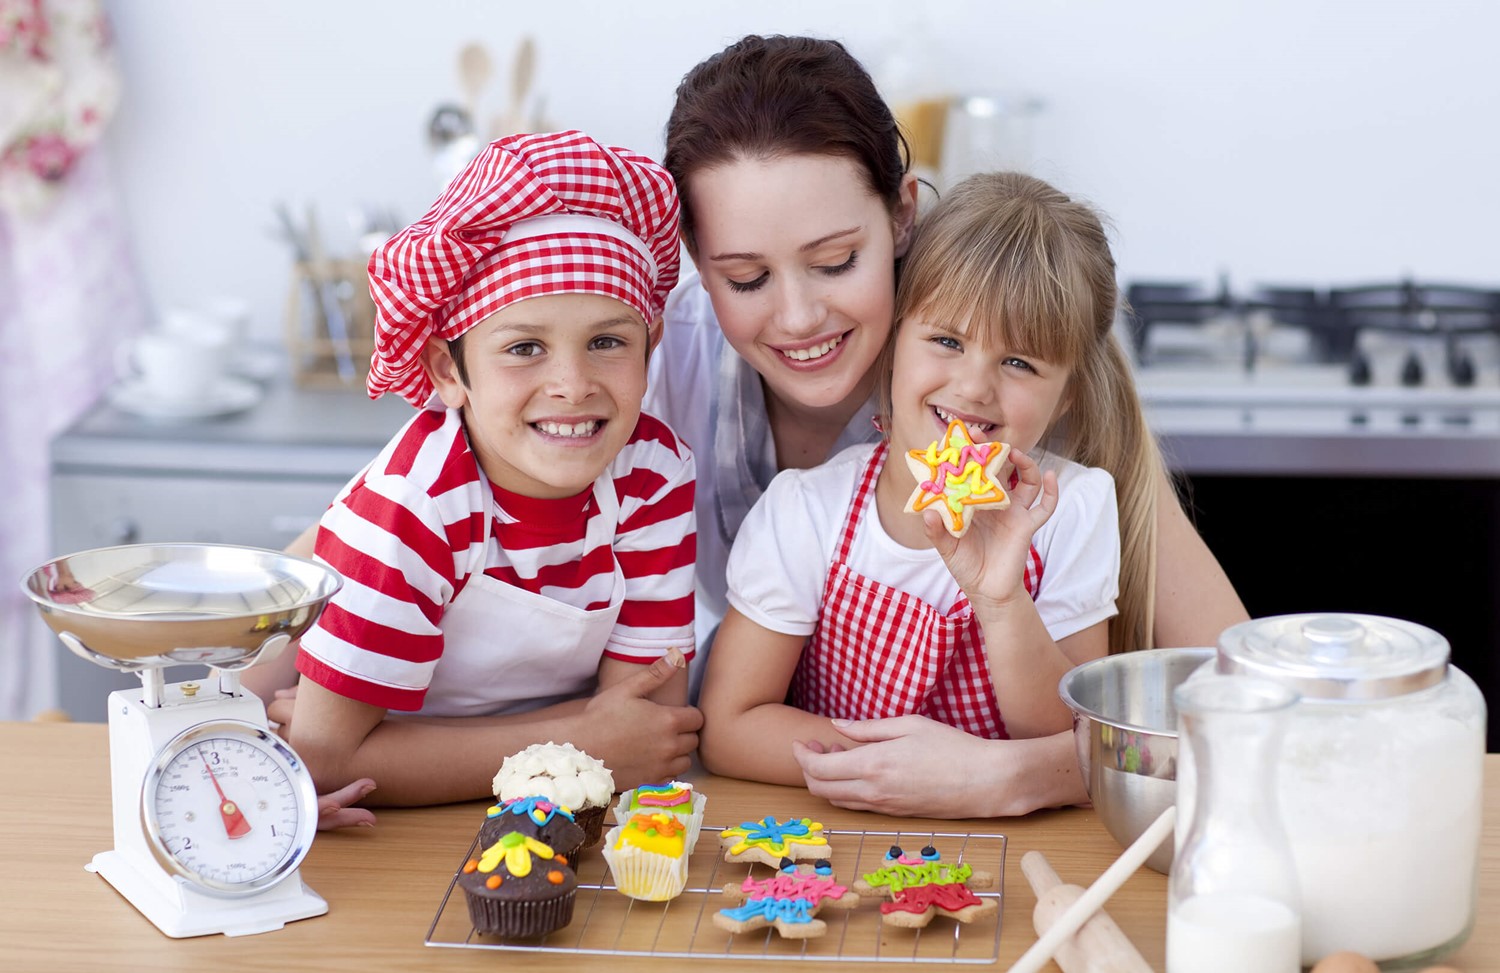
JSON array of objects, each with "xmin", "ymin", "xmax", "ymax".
[
  {"xmin": 698, "ymin": 607, "xmax": 856, "ymax": 786},
  {"xmin": 793, "ymin": 720, "xmax": 1087, "ymax": 817},
  {"xmin": 928, "ymin": 451, "xmax": 1101, "ymax": 738},
  {"xmin": 288, "ymin": 653, "xmax": 699, "ymax": 806},
  {"xmin": 1152, "ymin": 470, "xmax": 1249, "ymax": 646}
]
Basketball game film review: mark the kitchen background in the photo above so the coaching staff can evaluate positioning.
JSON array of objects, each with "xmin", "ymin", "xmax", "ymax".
[{"xmin": 3, "ymin": 1, "xmax": 1498, "ymax": 743}]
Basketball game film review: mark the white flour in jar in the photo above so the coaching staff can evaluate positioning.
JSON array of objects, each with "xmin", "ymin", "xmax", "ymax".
[{"xmin": 1278, "ymin": 707, "xmax": 1482, "ymax": 963}]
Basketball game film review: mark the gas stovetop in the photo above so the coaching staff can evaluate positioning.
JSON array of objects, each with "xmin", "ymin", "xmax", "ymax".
[
  {"xmin": 1125, "ymin": 277, "xmax": 1500, "ymax": 391},
  {"xmin": 1126, "ymin": 277, "xmax": 1500, "ymax": 453}
]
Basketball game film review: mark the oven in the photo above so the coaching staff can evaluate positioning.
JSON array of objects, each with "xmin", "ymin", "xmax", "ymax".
[{"xmin": 1126, "ymin": 278, "xmax": 1500, "ymax": 751}]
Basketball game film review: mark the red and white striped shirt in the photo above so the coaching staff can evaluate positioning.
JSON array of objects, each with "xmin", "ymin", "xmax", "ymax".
[{"xmin": 297, "ymin": 404, "xmax": 696, "ymax": 711}]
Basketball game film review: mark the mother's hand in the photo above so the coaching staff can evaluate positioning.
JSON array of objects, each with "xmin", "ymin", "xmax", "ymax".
[{"xmin": 792, "ymin": 716, "xmax": 1086, "ymax": 818}]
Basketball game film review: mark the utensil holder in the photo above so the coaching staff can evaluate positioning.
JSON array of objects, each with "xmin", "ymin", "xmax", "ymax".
[{"xmin": 282, "ymin": 258, "xmax": 375, "ymax": 389}]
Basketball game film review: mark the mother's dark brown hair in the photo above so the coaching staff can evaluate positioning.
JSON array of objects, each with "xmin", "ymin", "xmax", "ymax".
[{"xmin": 664, "ymin": 34, "xmax": 910, "ymax": 251}]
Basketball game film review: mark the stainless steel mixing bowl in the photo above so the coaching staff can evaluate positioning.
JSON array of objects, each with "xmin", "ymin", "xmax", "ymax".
[
  {"xmin": 1058, "ymin": 646, "xmax": 1215, "ymax": 873},
  {"xmin": 21, "ymin": 543, "xmax": 342, "ymax": 672}
]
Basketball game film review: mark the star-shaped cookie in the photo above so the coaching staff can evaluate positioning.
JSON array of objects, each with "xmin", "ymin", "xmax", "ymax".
[{"xmin": 904, "ymin": 419, "xmax": 1011, "ymax": 538}]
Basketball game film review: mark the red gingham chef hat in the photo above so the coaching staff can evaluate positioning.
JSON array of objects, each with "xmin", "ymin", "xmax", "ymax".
[{"xmin": 366, "ymin": 130, "xmax": 681, "ymax": 406}]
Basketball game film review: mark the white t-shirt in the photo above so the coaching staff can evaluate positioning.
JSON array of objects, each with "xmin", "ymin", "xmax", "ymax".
[
  {"xmin": 645, "ymin": 273, "xmax": 880, "ymax": 695},
  {"xmin": 726, "ymin": 443, "xmax": 1120, "ymax": 643}
]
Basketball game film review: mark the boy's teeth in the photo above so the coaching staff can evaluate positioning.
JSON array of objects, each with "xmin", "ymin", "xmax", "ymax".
[
  {"xmin": 536, "ymin": 420, "xmax": 600, "ymax": 438},
  {"xmin": 782, "ymin": 335, "xmax": 842, "ymax": 361},
  {"xmin": 935, "ymin": 407, "xmax": 993, "ymax": 432}
]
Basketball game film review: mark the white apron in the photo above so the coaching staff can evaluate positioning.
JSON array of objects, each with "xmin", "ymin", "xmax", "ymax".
[{"xmin": 416, "ymin": 464, "xmax": 626, "ymax": 718}]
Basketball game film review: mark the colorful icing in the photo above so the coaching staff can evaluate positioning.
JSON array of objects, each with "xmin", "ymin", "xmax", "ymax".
[
  {"xmin": 614, "ymin": 812, "xmax": 686, "ymax": 857},
  {"xmin": 906, "ymin": 419, "xmax": 1009, "ymax": 531},
  {"xmin": 476, "ymin": 831, "xmax": 555, "ymax": 878},
  {"xmin": 720, "ymin": 896, "xmax": 818, "ymax": 925},
  {"xmin": 860, "ymin": 859, "xmax": 974, "ymax": 894},
  {"xmin": 719, "ymin": 864, "xmax": 851, "ymax": 928},
  {"xmin": 883, "ymin": 844, "xmax": 941, "ymax": 865},
  {"xmin": 628, "ymin": 782, "xmax": 694, "ymax": 813},
  {"xmin": 485, "ymin": 795, "xmax": 576, "ymax": 827},
  {"xmin": 721, "ymin": 816, "xmax": 827, "ymax": 858},
  {"xmin": 881, "ymin": 882, "xmax": 984, "ymax": 915}
]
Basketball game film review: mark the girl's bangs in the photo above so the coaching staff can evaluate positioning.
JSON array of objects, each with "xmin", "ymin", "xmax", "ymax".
[{"xmin": 902, "ymin": 228, "xmax": 1090, "ymax": 366}]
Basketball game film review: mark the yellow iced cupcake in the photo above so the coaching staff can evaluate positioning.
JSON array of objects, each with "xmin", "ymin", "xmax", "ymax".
[{"xmin": 601, "ymin": 812, "xmax": 691, "ymax": 901}]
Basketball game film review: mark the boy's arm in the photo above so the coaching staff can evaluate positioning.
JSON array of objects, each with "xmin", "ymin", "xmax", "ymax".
[
  {"xmin": 697, "ymin": 607, "xmax": 856, "ymax": 787},
  {"xmin": 289, "ymin": 651, "xmax": 700, "ymax": 805},
  {"xmin": 598, "ymin": 652, "xmax": 688, "ymax": 706}
]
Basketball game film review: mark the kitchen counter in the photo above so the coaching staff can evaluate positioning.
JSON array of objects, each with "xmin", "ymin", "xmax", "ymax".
[{"xmin": 1, "ymin": 722, "xmax": 1496, "ymax": 973}]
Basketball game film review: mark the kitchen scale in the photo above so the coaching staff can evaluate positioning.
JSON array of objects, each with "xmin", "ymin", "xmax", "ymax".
[{"xmin": 22, "ymin": 543, "xmax": 343, "ymax": 938}]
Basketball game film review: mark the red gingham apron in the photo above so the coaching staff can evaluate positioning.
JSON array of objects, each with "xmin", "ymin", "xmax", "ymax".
[{"xmin": 789, "ymin": 443, "xmax": 1043, "ymax": 740}]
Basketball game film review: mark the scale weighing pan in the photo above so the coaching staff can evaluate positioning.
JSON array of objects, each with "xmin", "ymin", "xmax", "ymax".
[
  {"xmin": 24, "ymin": 542, "xmax": 341, "ymax": 672},
  {"xmin": 21, "ymin": 543, "xmax": 343, "ymax": 939}
]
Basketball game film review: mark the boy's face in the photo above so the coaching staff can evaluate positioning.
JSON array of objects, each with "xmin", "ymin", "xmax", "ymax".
[{"xmin": 424, "ymin": 293, "xmax": 652, "ymax": 499}]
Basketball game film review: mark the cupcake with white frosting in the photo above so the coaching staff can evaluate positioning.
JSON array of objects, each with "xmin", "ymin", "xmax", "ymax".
[{"xmin": 494, "ymin": 742, "xmax": 614, "ymax": 848}]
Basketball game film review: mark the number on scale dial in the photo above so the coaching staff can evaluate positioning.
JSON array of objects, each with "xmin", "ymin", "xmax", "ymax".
[{"xmin": 143, "ymin": 723, "xmax": 317, "ymax": 895}]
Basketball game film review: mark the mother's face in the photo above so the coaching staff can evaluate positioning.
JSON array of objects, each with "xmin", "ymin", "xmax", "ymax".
[{"xmin": 686, "ymin": 154, "xmax": 915, "ymax": 416}]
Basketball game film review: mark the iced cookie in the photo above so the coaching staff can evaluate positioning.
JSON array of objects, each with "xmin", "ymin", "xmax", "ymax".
[
  {"xmin": 904, "ymin": 418, "xmax": 1011, "ymax": 538},
  {"xmin": 720, "ymin": 815, "xmax": 831, "ymax": 867},
  {"xmin": 714, "ymin": 859, "xmax": 862, "ymax": 940},
  {"xmin": 853, "ymin": 844, "xmax": 998, "ymax": 928}
]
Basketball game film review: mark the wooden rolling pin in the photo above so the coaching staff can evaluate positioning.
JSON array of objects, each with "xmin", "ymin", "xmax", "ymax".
[{"xmin": 1021, "ymin": 850, "xmax": 1155, "ymax": 973}]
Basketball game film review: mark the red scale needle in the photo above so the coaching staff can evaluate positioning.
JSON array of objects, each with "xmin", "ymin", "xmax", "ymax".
[{"xmin": 200, "ymin": 749, "xmax": 252, "ymax": 839}]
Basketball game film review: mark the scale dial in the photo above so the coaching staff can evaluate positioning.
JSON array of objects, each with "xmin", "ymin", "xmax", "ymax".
[{"xmin": 141, "ymin": 720, "xmax": 319, "ymax": 896}]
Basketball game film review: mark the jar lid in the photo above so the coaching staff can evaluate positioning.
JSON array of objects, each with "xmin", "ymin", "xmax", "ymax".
[{"xmin": 1216, "ymin": 613, "xmax": 1449, "ymax": 700}]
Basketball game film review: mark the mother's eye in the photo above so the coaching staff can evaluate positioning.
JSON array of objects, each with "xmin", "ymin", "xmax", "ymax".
[{"xmin": 726, "ymin": 272, "xmax": 768, "ymax": 294}]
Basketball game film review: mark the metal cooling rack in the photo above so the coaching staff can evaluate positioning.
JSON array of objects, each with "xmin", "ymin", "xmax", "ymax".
[{"xmin": 425, "ymin": 824, "xmax": 1007, "ymax": 963}]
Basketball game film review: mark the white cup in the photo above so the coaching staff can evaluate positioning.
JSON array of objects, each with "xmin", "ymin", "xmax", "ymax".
[
  {"xmin": 118, "ymin": 331, "xmax": 228, "ymax": 403},
  {"xmin": 160, "ymin": 307, "xmax": 240, "ymax": 349}
]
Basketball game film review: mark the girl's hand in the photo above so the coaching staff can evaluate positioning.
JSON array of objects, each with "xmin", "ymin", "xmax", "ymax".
[{"xmin": 925, "ymin": 447, "xmax": 1058, "ymax": 612}]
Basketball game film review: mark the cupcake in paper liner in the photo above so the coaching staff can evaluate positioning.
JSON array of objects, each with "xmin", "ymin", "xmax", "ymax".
[
  {"xmin": 612, "ymin": 781, "xmax": 706, "ymax": 852},
  {"xmin": 459, "ymin": 831, "xmax": 578, "ymax": 939},
  {"xmin": 479, "ymin": 795, "xmax": 586, "ymax": 860},
  {"xmin": 601, "ymin": 812, "xmax": 691, "ymax": 902},
  {"xmin": 493, "ymin": 742, "xmax": 614, "ymax": 848}
]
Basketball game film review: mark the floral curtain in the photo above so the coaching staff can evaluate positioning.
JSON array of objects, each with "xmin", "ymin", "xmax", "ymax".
[{"xmin": 0, "ymin": 0, "xmax": 147, "ymax": 719}]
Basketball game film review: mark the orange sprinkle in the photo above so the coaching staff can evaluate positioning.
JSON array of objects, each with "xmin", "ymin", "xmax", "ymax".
[
  {"xmin": 462, "ymin": 860, "xmax": 478, "ymax": 874},
  {"xmin": 554, "ymin": 854, "xmax": 568, "ymax": 866},
  {"xmin": 486, "ymin": 875, "xmax": 503, "ymax": 889},
  {"xmin": 547, "ymin": 870, "xmax": 565, "ymax": 884}
]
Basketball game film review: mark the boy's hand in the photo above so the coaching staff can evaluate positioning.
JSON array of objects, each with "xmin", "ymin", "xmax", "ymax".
[
  {"xmin": 584, "ymin": 650, "xmax": 702, "ymax": 788},
  {"xmin": 925, "ymin": 447, "xmax": 1057, "ymax": 613}
]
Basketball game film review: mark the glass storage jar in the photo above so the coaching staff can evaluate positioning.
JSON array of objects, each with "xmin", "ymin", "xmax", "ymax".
[{"xmin": 1213, "ymin": 613, "xmax": 1486, "ymax": 968}]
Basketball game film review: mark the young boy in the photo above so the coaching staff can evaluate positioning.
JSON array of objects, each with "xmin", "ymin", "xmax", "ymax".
[{"xmin": 284, "ymin": 131, "xmax": 700, "ymax": 806}]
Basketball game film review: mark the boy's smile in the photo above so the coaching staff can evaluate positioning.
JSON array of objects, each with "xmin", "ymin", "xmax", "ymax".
[{"xmin": 424, "ymin": 293, "xmax": 652, "ymax": 499}]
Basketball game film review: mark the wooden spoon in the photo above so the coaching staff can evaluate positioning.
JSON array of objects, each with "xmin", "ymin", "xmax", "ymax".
[{"xmin": 457, "ymin": 42, "xmax": 492, "ymax": 129}]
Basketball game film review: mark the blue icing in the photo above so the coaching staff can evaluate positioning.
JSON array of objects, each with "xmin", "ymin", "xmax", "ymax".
[{"xmin": 720, "ymin": 897, "xmax": 817, "ymax": 924}]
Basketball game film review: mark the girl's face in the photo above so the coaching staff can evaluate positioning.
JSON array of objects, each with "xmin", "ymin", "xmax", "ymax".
[
  {"xmin": 686, "ymin": 154, "xmax": 914, "ymax": 416},
  {"xmin": 889, "ymin": 313, "xmax": 1074, "ymax": 459}
]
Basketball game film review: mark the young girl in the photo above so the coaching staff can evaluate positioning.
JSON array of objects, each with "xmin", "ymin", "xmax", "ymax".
[{"xmin": 699, "ymin": 171, "xmax": 1152, "ymax": 790}]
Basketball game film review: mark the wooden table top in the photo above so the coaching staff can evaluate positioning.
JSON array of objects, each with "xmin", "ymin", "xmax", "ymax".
[{"xmin": 1, "ymin": 722, "xmax": 1494, "ymax": 972}]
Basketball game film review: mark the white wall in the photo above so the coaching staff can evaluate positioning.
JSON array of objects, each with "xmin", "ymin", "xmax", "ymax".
[{"xmin": 105, "ymin": 0, "xmax": 1500, "ymax": 343}]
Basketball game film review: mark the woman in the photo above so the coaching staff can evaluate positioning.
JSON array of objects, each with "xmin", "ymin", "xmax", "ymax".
[{"xmin": 644, "ymin": 34, "xmax": 1246, "ymax": 816}]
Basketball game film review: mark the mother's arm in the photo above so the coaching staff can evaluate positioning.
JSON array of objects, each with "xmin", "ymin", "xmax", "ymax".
[{"xmin": 1152, "ymin": 471, "xmax": 1250, "ymax": 647}]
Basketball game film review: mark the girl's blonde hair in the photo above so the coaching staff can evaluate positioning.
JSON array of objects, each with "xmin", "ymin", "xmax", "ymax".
[{"xmin": 882, "ymin": 171, "xmax": 1162, "ymax": 654}]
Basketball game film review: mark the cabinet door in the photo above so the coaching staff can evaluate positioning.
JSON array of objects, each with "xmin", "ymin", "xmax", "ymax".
[{"xmin": 49, "ymin": 472, "xmax": 344, "ymax": 722}]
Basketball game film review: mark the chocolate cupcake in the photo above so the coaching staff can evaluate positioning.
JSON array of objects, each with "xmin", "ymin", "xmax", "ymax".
[
  {"xmin": 478, "ymin": 796, "xmax": 586, "ymax": 860},
  {"xmin": 460, "ymin": 831, "xmax": 578, "ymax": 939},
  {"xmin": 493, "ymin": 743, "xmax": 614, "ymax": 848}
]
